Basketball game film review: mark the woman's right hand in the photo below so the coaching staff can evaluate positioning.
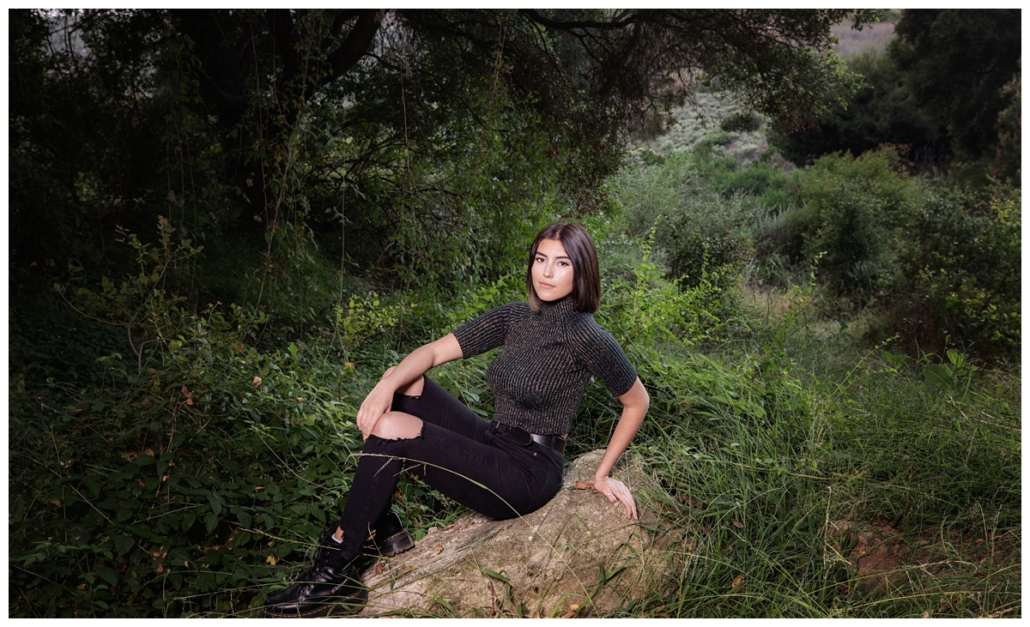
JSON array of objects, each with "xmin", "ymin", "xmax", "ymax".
[
  {"xmin": 356, "ymin": 379, "xmax": 394, "ymax": 439},
  {"xmin": 354, "ymin": 335, "xmax": 462, "ymax": 439}
]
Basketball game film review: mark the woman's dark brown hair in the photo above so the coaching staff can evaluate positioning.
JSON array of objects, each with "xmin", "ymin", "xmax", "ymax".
[{"xmin": 526, "ymin": 222, "xmax": 601, "ymax": 313}]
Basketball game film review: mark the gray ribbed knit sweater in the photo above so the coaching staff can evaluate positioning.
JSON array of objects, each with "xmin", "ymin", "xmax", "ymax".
[{"xmin": 452, "ymin": 297, "xmax": 637, "ymax": 435}]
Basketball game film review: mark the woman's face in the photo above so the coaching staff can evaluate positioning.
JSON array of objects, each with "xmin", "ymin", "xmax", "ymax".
[{"xmin": 531, "ymin": 238, "xmax": 575, "ymax": 303}]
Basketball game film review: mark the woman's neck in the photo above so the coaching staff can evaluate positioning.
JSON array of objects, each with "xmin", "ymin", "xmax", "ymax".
[{"xmin": 538, "ymin": 296, "xmax": 576, "ymax": 319}]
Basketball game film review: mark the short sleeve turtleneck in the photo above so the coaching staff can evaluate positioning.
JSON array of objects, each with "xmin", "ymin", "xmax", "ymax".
[{"xmin": 452, "ymin": 298, "xmax": 637, "ymax": 435}]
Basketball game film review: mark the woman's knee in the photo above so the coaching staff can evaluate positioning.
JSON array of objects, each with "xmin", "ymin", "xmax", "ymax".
[{"xmin": 371, "ymin": 411, "xmax": 423, "ymax": 440}]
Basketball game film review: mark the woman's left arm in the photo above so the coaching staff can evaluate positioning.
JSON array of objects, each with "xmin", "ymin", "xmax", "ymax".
[{"xmin": 593, "ymin": 377, "xmax": 649, "ymax": 519}]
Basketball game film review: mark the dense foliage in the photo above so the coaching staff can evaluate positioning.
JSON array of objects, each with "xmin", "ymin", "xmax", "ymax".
[
  {"xmin": 10, "ymin": 8, "xmax": 872, "ymax": 293},
  {"xmin": 770, "ymin": 9, "xmax": 1021, "ymax": 181},
  {"xmin": 8, "ymin": 8, "xmax": 1021, "ymax": 619}
]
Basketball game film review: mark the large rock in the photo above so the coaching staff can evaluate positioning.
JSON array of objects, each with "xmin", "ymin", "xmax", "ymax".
[{"xmin": 361, "ymin": 450, "xmax": 670, "ymax": 617}]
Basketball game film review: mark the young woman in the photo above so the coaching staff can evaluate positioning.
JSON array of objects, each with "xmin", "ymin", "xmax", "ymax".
[{"xmin": 264, "ymin": 222, "xmax": 649, "ymax": 617}]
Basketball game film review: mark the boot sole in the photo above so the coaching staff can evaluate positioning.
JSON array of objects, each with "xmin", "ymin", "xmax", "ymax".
[
  {"xmin": 378, "ymin": 529, "xmax": 415, "ymax": 557},
  {"xmin": 263, "ymin": 589, "xmax": 368, "ymax": 618}
]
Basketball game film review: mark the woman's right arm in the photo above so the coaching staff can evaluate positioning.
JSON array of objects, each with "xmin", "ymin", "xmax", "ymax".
[{"xmin": 355, "ymin": 333, "xmax": 463, "ymax": 438}]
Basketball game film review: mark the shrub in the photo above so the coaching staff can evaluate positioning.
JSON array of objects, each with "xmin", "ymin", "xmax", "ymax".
[
  {"xmin": 8, "ymin": 219, "xmax": 477, "ymax": 617},
  {"xmin": 766, "ymin": 148, "xmax": 913, "ymax": 303},
  {"xmin": 720, "ymin": 111, "xmax": 762, "ymax": 133},
  {"xmin": 875, "ymin": 183, "xmax": 1020, "ymax": 362},
  {"xmin": 606, "ymin": 150, "xmax": 758, "ymax": 291}
]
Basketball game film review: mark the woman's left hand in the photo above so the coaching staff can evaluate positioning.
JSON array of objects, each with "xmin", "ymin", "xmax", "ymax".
[{"xmin": 592, "ymin": 475, "xmax": 638, "ymax": 520}]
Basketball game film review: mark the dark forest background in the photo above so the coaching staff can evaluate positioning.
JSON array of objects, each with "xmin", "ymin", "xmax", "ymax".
[{"xmin": 8, "ymin": 9, "xmax": 1021, "ymax": 618}]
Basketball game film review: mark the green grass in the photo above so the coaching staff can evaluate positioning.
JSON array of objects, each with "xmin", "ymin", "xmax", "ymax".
[{"xmin": 590, "ymin": 295, "xmax": 1020, "ymax": 618}]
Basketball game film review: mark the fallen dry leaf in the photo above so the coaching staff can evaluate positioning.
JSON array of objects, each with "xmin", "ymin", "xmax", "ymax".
[
  {"xmin": 375, "ymin": 562, "xmax": 384, "ymax": 575},
  {"xmin": 732, "ymin": 519, "xmax": 745, "ymax": 528},
  {"xmin": 574, "ymin": 480, "xmax": 594, "ymax": 490},
  {"xmin": 731, "ymin": 575, "xmax": 743, "ymax": 588},
  {"xmin": 432, "ymin": 545, "xmax": 444, "ymax": 555}
]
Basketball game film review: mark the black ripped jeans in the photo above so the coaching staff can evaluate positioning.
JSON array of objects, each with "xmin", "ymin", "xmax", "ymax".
[{"xmin": 335, "ymin": 377, "xmax": 564, "ymax": 559}]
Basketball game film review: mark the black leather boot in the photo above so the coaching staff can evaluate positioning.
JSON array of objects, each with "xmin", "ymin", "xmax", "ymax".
[
  {"xmin": 364, "ymin": 510, "xmax": 415, "ymax": 558},
  {"xmin": 263, "ymin": 529, "xmax": 367, "ymax": 618}
]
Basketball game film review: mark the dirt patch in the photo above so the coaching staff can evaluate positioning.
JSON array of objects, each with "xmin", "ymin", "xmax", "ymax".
[
  {"xmin": 827, "ymin": 519, "xmax": 909, "ymax": 592},
  {"xmin": 826, "ymin": 519, "xmax": 1022, "ymax": 596}
]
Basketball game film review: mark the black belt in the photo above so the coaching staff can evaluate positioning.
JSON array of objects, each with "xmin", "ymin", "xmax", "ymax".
[{"xmin": 492, "ymin": 422, "xmax": 567, "ymax": 454}]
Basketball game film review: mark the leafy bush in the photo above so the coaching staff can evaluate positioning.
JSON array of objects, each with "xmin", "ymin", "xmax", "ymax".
[
  {"xmin": 8, "ymin": 300, "xmax": 372, "ymax": 617},
  {"xmin": 606, "ymin": 149, "xmax": 758, "ymax": 290},
  {"xmin": 720, "ymin": 111, "xmax": 762, "ymax": 133},
  {"xmin": 11, "ymin": 221, "xmax": 391, "ymax": 617},
  {"xmin": 598, "ymin": 236, "xmax": 726, "ymax": 352},
  {"xmin": 875, "ymin": 183, "xmax": 1020, "ymax": 362},
  {"xmin": 763, "ymin": 148, "xmax": 913, "ymax": 303}
]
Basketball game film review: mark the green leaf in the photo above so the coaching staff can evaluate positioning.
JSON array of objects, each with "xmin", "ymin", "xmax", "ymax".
[
  {"xmin": 114, "ymin": 534, "xmax": 135, "ymax": 556},
  {"xmin": 97, "ymin": 567, "xmax": 119, "ymax": 587},
  {"xmin": 598, "ymin": 563, "xmax": 626, "ymax": 585},
  {"xmin": 946, "ymin": 348, "xmax": 965, "ymax": 370},
  {"xmin": 922, "ymin": 364, "xmax": 954, "ymax": 390},
  {"xmin": 479, "ymin": 567, "xmax": 510, "ymax": 585},
  {"xmin": 204, "ymin": 511, "xmax": 219, "ymax": 534}
]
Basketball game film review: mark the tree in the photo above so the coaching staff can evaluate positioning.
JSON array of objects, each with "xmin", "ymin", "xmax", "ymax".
[
  {"xmin": 992, "ymin": 65, "xmax": 1020, "ymax": 182},
  {"xmin": 889, "ymin": 9, "xmax": 1021, "ymax": 163},
  {"xmin": 11, "ymin": 9, "xmax": 876, "ymax": 289},
  {"xmin": 769, "ymin": 51, "xmax": 944, "ymax": 168}
]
